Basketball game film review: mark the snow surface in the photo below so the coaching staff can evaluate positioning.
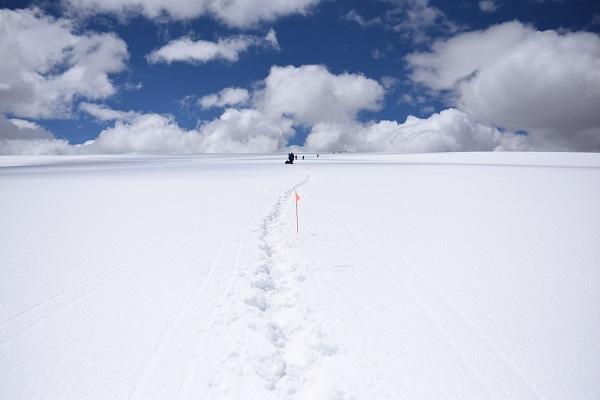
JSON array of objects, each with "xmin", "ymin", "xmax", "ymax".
[{"xmin": 1, "ymin": 152, "xmax": 599, "ymax": 400}]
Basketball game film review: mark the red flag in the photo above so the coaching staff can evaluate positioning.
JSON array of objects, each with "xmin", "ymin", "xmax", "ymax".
[{"xmin": 295, "ymin": 191, "xmax": 301, "ymax": 203}]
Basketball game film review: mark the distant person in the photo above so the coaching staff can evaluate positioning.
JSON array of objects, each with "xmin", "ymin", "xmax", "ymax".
[
  {"xmin": 295, "ymin": 154, "xmax": 298, "ymax": 160},
  {"xmin": 302, "ymin": 155, "xmax": 305, "ymax": 160},
  {"xmin": 317, "ymin": 154, "xmax": 319, "ymax": 158},
  {"xmin": 286, "ymin": 152, "xmax": 294, "ymax": 164}
]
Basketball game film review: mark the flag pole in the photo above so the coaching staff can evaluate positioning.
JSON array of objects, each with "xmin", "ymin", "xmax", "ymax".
[{"xmin": 295, "ymin": 191, "xmax": 299, "ymax": 234}]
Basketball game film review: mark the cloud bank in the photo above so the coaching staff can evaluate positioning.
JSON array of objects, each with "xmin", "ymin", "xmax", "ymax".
[
  {"xmin": 407, "ymin": 21, "xmax": 600, "ymax": 151},
  {"xmin": 305, "ymin": 109, "xmax": 527, "ymax": 153},
  {"xmin": 2, "ymin": 63, "xmax": 526, "ymax": 155},
  {"xmin": 2, "ymin": 15, "xmax": 599, "ymax": 155},
  {"xmin": 68, "ymin": 65, "xmax": 521, "ymax": 155},
  {"xmin": 0, "ymin": 115, "xmax": 71, "ymax": 155},
  {"xmin": 0, "ymin": 8, "xmax": 128, "ymax": 119},
  {"xmin": 0, "ymin": 8, "xmax": 128, "ymax": 154},
  {"xmin": 77, "ymin": 108, "xmax": 294, "ymax": 154}
]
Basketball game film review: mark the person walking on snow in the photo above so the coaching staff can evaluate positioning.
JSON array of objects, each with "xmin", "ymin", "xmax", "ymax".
[{"xmin": 286, "ymin": 152, "xmax": 294, "ymax": 164}]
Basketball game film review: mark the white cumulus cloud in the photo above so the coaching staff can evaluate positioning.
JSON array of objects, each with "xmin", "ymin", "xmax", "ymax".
[
  {"xmin": 63, "ymin": 0, "xmax": 320, "ymax": 28},
  {"xmin": 80, "ymin": 113, "xmax": 202, "ymax": 154},
  {"xmin": 196, "ymin": 108, "xmax": 294, "ymax": 152},
  {"xmin": 199, "ymin": 87, "xmax": 250, "ymax": 109},
  {"xmin": 256, "ymin": 65, "xmax": 385, "ymax": 126},
  {"xmin": 79, "ymin": 102, "xmax": 140, "ymax": 121},
  {"xmin": 147, "ymin": 30, "xmax": 278, "ymax": 64},
  {"xmin": 407, "ymin": 21, "xmax": 600, "ymax": 151},
  {"xmin": 0, "ymin": 8, "xmax": 128, "ymax": 119}
]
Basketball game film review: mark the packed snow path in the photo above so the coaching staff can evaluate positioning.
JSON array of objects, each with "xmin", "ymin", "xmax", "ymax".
[{"xmin": 1, "ymin": 153, "xmax": 599, "ymax": 399}]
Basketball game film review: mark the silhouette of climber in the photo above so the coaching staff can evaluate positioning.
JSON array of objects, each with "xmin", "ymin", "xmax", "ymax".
[{"xmin": 286, "ymin": 152, "xmax": 294, "ymax": 164}]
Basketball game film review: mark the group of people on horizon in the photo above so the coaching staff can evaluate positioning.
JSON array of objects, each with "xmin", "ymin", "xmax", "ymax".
[{"xmin": 285, "ymin": 152, "xmax": 318, "ymax": 164}]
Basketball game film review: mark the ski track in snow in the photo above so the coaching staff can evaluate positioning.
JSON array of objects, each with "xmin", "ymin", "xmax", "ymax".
[
  {"xmin": 129, "ymin": 203, "xmax": 264, "ymax": 400},
  {"xmin": 0, "ymin": 216, "xmax": 215, "ymax": 350},
  {"xmin": 327, "ymin": 209, "xmax": 540, "ymax": 399}
]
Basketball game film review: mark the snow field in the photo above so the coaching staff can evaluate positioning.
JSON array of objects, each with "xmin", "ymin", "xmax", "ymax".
[{"xmin": 1, "ymin": 152, "xmax": 599, "ymax": 400}]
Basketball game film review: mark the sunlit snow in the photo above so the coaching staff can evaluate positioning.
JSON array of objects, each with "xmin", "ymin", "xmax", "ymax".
[{"xmin": 1, "ymin": 152, "xmax": 599, "ymax": 399}]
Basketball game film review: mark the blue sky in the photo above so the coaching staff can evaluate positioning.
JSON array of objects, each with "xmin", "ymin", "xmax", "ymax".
[{"xmin": 1, "ymin": 0, "xmax": 600, "ymax": 153}]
